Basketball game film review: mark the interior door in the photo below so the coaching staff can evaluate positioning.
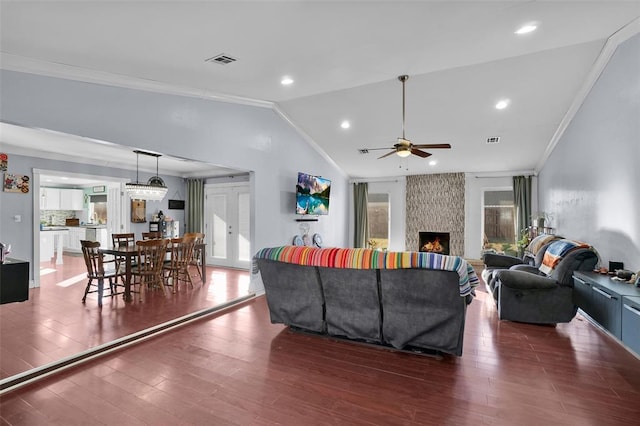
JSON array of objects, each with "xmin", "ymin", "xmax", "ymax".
[
  {"xmin": 204, "ymin": 183, "xmax": 250, "ymax": 269},
  {"xmin": 107, "ymin": 185, "xmax": 127, "ymax": 243}
]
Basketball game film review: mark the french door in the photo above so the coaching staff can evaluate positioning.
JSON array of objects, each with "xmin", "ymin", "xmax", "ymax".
[{"xmin": 204, "ymin": 183, "xmax": 250, "ymax": 269}]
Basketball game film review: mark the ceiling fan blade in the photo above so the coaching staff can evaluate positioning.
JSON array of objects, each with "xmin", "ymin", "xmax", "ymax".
[
  {"xmin": 377, "ymin": 150, "xmax": 398, "ymax": 159},
  {"xmin": 411, "ymin": 143, "xmax": 451, "ymax": 149},
  {"xmin": 411, "ymin": 149, "xmax": 432, "ymax": 158},
  {"xmin": 363, "ymin": 147, "xmax": 395, "ymax": 151}
]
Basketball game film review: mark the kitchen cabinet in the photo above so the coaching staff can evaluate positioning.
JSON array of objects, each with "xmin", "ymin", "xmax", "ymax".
[
  {"xmin": 60, "ymin": 189, "xmax": 84, "ymax": 210},
  {"xmin": 40, "ymin": 188, "xmax": 84, "ymax": 210},
  {"xmin": 86, "ymin": 227, "xmax": 108, "ymax": 248},
  {"xmin": 40, "ymin": 187, "xmax": 61, "ymax": 210},
  {"xmin": 64, "ymin": 227, "xmax": 86, "ymax": 253}
]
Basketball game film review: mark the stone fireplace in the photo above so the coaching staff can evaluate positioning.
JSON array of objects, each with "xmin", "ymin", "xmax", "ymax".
[
  {"xmin": 419, "ymin": 232, "xmax": 451, "ymax": 255},
  {"xmin": 406, "ymin": 173, "xmax": 465, "ymax": 256}
]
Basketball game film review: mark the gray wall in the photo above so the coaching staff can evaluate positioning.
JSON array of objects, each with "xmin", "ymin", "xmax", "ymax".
[
  {"xmin": 538, "ymin": 33, "xmax": 640, "ymax": 272},
  {"xmin": 0, "ymin": 71, "xmax": 349, "ymax": 289}
]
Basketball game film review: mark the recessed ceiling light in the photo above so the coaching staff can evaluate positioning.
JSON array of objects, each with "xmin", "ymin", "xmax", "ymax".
[
  {"xmin": 429, "ymin": 160, "xmax": 437, "ymax": 166},
  {"xmin": 515, "ymin": 24, "xmax": 537, "ymax": 35},
  {"xmin": 281, "ymin": 76, "xmax": 294, "ymax": 86},
  {"xmin": 495, "ymin": 99, "xmax": 510, "ymax": 110},
  {"xmin": 340, "ymin": 120, "xmax": 350, "ymax": 129}
]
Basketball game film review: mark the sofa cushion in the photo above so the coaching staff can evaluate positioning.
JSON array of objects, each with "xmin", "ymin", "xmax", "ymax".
[
  {"xmin": 318, "ymin": 267, "xmax": 381, "ymax": 342},
  {"xmin": 255, "ymin": 259, "xmax": 325, "ymax": 332}
]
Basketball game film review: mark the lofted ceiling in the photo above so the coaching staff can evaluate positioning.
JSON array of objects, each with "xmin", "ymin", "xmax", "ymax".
[{"xmin": 1, "ymin": 1, "xmax": 639, "ymax": 178}]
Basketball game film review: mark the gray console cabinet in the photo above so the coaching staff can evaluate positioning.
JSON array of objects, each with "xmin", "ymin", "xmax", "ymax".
[
  {"xmin": 622, "ymin": 296, "xmax": 640, "ymax": 356},
  {"xmin": 573, "ymin": 271, "xmax": 640, "ymax": 350}
]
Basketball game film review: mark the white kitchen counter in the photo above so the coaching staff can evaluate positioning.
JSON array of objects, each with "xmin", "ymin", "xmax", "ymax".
[{"xmin": 40, "ymin": 228, "xmax": 69, "ymax": 264}]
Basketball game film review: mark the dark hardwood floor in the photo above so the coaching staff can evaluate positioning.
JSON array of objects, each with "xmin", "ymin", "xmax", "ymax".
[
  {"xmin": 2, "ymin": 266, "xmax": 640, "ymax": 424},
  {"xmin": 0, "ymin": 253, "xmax": 251, "ymax": 380}
]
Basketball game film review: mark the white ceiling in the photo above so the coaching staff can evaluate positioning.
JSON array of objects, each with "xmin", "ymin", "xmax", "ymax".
[{"xmin": 1, "ymin": 1, "xmax": 639, "ymax": 178}]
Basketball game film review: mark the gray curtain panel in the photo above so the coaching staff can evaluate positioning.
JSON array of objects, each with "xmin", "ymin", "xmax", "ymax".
[
  {"xmin": 353, "ymin": 182, "xmax": 369, "ymax": 248},
  {"xmin": 513, "ymin": 175, "xmax": 532, "ymax": 235},
  {"xmin": 186, "ymin": 179, "xmax": 204, "ymax": 233}
]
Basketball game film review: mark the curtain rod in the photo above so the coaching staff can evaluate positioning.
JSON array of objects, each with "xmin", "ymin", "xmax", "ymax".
[{"xmin": 468, "ymin": 170, "xmax": 536, "ymax": 179}]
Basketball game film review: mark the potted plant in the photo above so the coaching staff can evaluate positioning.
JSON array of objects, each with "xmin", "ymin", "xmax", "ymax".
[{"xmin": 517, "ymin": 229, "xmax": 531, "ymax": 257}]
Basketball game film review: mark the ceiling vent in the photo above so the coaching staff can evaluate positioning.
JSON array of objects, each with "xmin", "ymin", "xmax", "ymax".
[
  {"xmin": 205, "ymin": 54, "xmax": 238, "ymax": 65},
  {"xmin": 486, "ymin": 136, "xmax": 501, "ymax": 144},
  {"xmin": 358, "ymin": 149, "xmax": 369, "ymax": 154}
]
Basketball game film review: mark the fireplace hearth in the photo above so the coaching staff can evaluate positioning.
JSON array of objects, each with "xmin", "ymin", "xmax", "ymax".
[{"xmin": 419, "ymin": 232, "xmax": 450, "ymax": 255}]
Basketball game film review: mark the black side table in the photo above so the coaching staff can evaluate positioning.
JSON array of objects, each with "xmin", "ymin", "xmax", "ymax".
[{"xmin": 0, "ymin": 258, "xmax": 30, "ymax": 304}]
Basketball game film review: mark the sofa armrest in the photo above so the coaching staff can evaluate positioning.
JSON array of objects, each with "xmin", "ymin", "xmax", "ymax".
[
  {"xmin": 495, "ymin": 269, "xmax": 557, "ymax": 290},
  {"xmin": 483, "ymin": 253, "xmax": 524, "ymax": 269},
  {"xmin": 510, "ymin": 264, "xmax": 541, "ymax": 274}
]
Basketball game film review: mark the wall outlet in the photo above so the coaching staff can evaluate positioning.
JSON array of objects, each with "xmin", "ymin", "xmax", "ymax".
[{"xmin": 14, "ymin": 215, "xmax": 21, "ymax": 223}]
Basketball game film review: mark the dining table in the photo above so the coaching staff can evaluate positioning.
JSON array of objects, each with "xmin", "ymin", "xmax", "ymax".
[{"xmin": 100, "ymin": 242, "xmax": 206, "ymax": 302}]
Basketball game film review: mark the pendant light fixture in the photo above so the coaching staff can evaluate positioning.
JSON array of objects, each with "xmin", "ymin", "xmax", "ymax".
[{"xmin": 125, "ymin": 150, "xmax": 168, "ymax": 201}]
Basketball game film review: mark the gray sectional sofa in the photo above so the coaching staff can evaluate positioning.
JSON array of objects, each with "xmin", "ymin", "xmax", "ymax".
[{"xmin": 256, "ymin": 256, "xmax": 475, "ymax": 356}]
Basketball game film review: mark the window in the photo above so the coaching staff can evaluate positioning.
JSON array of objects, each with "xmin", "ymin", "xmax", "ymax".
[
  {"xmin": 367, "ymin": 193, "xmax": 389, "ymax": 250},
  {"xmin": 483, "ymin": 190, "xmax": 516, "ymax": 255}
]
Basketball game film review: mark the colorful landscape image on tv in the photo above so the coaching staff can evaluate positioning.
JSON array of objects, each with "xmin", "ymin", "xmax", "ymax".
[{"xmin": 296, "ymin": 172, "xmax": 331, "ymax": 215}]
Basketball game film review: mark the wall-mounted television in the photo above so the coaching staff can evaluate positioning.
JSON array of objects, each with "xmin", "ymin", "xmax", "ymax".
[{"xmin": 296, "ymin": 172, "xmax": 331, "ymax": 215}]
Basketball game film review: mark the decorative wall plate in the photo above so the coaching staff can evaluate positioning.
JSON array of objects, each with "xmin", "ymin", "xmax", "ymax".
[
  {"xmin": 312, "ymin": 233, "xmax": 323, "ymax": 247},
  {"xmin": 293, "ymin": 235, "xmax": 304, "ymax": 246}
]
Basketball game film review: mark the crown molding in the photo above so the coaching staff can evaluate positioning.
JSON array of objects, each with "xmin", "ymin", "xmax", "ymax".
[
  {"xmin": 535, "ymin": 17, "xmax": 640, "ymax": 173},
  {"xmin": 0, "ymin": 53, "xmax": 274, "ymax": 109},
  {"xmin": 272, "ymin": 104, "xmax": 349, "ymax": 179}
]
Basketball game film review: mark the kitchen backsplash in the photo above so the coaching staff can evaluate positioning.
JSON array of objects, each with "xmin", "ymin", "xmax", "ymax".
[{"xmin": 40, "ymin": 210, "xmax": 79, "ymax": 226}]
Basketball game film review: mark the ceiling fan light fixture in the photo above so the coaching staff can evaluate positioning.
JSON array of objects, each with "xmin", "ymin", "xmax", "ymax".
[
  {"xmin": 396, "ymin": 148, "xmax": 412, "ymax": 158},
  {"xmin": 369, "ymin": 74, "xmax": 452, "ymax": 161}
]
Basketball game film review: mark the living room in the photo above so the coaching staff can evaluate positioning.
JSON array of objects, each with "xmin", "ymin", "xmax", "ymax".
[{"xmin": 0, "ymin": 2, "xmax": 639, "ymax": 423}]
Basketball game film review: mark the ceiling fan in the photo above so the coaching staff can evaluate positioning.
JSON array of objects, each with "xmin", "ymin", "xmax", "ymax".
[{"xmin": 365, "ymin": 75, "xmax": 451, "ymax": 159}]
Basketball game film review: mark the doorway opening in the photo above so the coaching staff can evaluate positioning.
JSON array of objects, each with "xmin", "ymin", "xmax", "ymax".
[{"xmin": 33, "ymin": 169, "xmax": 128, "ymax": 288}]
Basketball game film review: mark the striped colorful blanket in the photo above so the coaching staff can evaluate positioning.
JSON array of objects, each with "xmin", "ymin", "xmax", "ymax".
[
  {"xmin": 253, "ymin": 246, "xmax": 479, "ymax": 297},
  {"xmin": 539, "ymin": 239, "xmax": 590, "ymax": 275}
]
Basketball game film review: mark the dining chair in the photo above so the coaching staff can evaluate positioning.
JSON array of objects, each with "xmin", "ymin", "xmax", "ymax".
[
  {"xmin": 111, "ymin": 233, "xmax": 136, "ymax": 282},
  {"xmin": 80, "ymin": 240, "xmax": 124, "ymax": 307},
  {"xmin": 131, "ymin": 238, "xmax": 168, "ymax": 301},
  {"xmin": 184, "ymin": 232, "xmax": 205, "ymax": 281},
  {"xmin": 142, "ymin": 231, "xmax": 162, "ymax": 240},
  {"xmin": 163, "ymin": 237, "xmax": 196, "ymax": 292}
]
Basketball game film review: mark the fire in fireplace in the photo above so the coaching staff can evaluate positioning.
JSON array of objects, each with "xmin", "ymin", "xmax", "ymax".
[{"xmin": 419, "ymin": 232, "xmax": 450, "ymax": 255}]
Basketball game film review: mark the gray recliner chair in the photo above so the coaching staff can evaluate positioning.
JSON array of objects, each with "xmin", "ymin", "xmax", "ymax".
[
  {"xmin": 482, "ymin": 234, "xmax": 561, "ymax": 298},
  {"xmin": 490, "ymin": 245, "xmax": 598, "ymax": 324}
]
